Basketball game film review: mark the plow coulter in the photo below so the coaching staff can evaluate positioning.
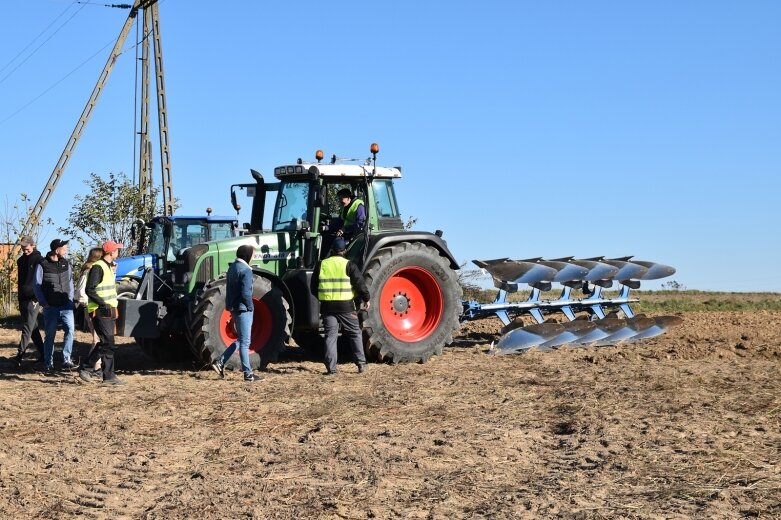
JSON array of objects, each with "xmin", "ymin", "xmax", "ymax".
[{"xmin": 461, "ymin": 256, "xmax": 683, "ymax": 354}]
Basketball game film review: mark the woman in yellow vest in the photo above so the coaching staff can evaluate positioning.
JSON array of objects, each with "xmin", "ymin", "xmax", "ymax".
[
  {"xmin": 310, "ymin": 237, "xmax": 371, "ymax": 375},
  {"xmin": 79, "ymin": 240, "xmax": 125, "ymax": 385}
]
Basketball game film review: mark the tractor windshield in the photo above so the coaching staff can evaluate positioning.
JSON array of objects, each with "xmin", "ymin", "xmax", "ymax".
[{"xmin": 273, "ymin": 182, "xmax": 309, "ymax": 231}]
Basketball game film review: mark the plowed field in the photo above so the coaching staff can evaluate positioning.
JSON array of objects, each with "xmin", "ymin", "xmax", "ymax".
[{"xmin": 1, "ymin": 309, "xmax": 779, "ymax": 519}]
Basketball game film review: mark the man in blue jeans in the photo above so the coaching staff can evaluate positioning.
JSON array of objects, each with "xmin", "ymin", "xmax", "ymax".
[
  {"xmin": 33, "ymin": 238, "xmax": 75, "ymax": 374},
  {"xmin": 211, "ymin": 244, "xmax": 261, "ymax": 382}
]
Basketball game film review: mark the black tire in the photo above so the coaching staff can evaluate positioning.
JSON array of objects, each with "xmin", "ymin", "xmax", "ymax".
[
  {"xmin": 189, "ymin": 274, "xmax": 291, "ymax": 370},
  {"xmin": 117, "ymin": 277, "xmax": 140, "ymax": 299},
  {"xmin": 136, "ymin": 333, "xmax": 191, "ymax": 363},
  {"xmin": 292, "ymin": 330, "xmax": 324, "ymax": 354},
  {"xmin": 361, "ymin": 241, "xmax": 462, "ymax": 363}
]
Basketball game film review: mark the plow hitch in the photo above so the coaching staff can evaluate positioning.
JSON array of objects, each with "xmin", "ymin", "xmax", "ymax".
[{"xmin": 461, "ymin": 256, "xmax": 682, "ymax": 354}]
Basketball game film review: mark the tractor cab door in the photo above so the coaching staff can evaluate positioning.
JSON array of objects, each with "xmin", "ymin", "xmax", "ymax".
[{"xmin": 318, "ymin": 182, "xmax": 371, "ymax": 260}]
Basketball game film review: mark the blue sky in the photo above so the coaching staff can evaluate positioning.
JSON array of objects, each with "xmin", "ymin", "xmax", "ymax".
[{"xmin": 1, "ymin": 1, "xmax": 779, "ymax": 292}]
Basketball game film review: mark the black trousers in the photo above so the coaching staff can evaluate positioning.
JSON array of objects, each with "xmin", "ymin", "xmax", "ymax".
[
  {"xmin": 86, "ymin": 312, "xmax": 117, "ymax": 380},
  {"xmin": 17, "ymin": 299, "xmax": 44, "ymax": 359}
]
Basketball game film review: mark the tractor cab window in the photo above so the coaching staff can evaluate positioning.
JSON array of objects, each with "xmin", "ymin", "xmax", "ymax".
[
  {"xmin": 372, "ymin": 179, "xmax": 400, "ymax": 218},
  {"xmin": 208, "ymin": 222, "xmax": 234, "ymax": 241},
  {"xmin": 147, "ymin": 222, "xmax": 166, "ymax": 258},
  {"xmin": 273, "ymin": 182, "xmax": 309, "ymax": 232}
]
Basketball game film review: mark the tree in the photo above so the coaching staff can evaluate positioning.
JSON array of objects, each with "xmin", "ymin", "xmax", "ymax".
[{"xmin": 58, "ymin": 172, "xmax": 171, "ymax": 262}]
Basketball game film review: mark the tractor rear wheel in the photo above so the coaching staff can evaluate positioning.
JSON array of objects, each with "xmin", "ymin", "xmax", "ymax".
[
  {"xmin": 361, "ymin": 241, "xmax": 462, "ymax": 363},
  {"xmin": 189, "ymin": 274, "xmax": 291, "ymax": 370}
]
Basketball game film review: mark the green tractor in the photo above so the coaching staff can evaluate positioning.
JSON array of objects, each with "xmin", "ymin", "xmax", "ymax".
[{"xmin": 121, "ymin": 144, "xmax": 463, "ymax": 369}]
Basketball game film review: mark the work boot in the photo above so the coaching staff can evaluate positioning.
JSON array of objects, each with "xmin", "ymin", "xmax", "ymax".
[
  {"xmin": 79, "ymin": 369, "xmax": 96, "ymax": 383},
  {"xmin": 102, "ymin": 377, "xmax": 126, "ymax": 386},
  {"xmin": 13, "ymin": 352, "xmax": 23, "ymax": 369},
  {"xmin": 357, "ymin": 363, "xmax": 367, "ymax": 374}
]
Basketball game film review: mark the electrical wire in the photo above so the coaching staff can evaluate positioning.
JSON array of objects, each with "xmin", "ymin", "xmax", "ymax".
[
  {"xmin": 0, "ymin": 1, "xmax": 78, "ymax": 76},
  {"xmin": 0, "ymin": 2, "xmax": 88, "ymax": 87},
  {"xmin": 0, "ymin": 19, "xmax": 153, "ymax": 127}
]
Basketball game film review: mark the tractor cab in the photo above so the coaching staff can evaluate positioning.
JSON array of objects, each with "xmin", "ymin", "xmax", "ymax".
[
  {"xmin": 268, "ymin": 155, "xmax": 405, "ymax": 269},
  {"xmin": 117, "ymin": 214, "xmax": 238, "ymax": 287}
]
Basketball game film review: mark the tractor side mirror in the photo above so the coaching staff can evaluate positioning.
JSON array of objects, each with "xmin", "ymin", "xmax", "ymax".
[{"xmin": 231, "ymin": 189, "xmax": 240, "ymax": 212}]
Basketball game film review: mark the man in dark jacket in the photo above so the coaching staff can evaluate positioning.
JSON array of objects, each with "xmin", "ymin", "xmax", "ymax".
[
  {"xmin": 211, "ymin": 244, "xmax": 262, "ymax": 382},
  {"xmin": 33, "ymin": 238, "xmax": 75, "ymax": 374},
  {"xmin": 14, "ymin": 236, "xmax": 44, "ymax": 367},
  {"xmin": 310, "ymin": 237, "xmax": 370, "ymax": 375}
]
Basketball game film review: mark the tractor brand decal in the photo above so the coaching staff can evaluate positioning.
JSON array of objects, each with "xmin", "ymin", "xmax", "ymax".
[{"xmin": 253, "ymin": 251, "xmax": 297, "ymax": 261}]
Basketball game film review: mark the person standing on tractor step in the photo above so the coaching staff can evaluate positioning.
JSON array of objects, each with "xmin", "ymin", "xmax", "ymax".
[
  {"xmin": 211, "ymin": 244, "xmax": 262, "ymax": 382},
  {"xmin": 14, "ymin": 236, "xmax": 44, "ymax": 368},
  {"xmin": 79, "ymin": 240, "xmax": 125, "ymax": 385},
  {"xmin": 311, "ymin": 236, "xmax": 370, "ymax": 376},
  {"xmin": 333, "ymin": 188, "xmax": 366, "ymax": 243},
  {"xmin": 33, "ymin": 238, "xmax": 76, "ymax": 374}
]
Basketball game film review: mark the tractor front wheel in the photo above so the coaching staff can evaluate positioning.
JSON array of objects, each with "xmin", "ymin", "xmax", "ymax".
[
  {"xmin": 361, "ymin": 242, "xmax": 462, "ymax": 363},
  {"xmin": 116, "ymin": 277, "xmax": 140, "ymax": 299},
  {"xmin": 137, "ymin": 333, "xmax": 191, "ymax": 363},
  {"xmin": 189, "ymin": 274, "xmax": 291, "ymax": 370}
]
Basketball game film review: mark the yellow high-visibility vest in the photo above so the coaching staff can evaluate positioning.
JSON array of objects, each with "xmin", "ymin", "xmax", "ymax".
[
  {"xmin": 318, "ymin": 256, "xmax": 354, "ymax": 302},
  {"xmin": 86, "ymin": 261, "xmax": 118, "ymax": 312}
]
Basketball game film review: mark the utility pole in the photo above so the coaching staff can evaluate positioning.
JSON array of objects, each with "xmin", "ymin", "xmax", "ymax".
[{"xmin": 14, "ymin": 0, "xmax": 173, "ymax": 257}]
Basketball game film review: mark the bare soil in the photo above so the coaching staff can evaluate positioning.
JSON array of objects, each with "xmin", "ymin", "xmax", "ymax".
[{"xmin": 0, "ymin": 309, "xmax": 779, "ymax": 519}]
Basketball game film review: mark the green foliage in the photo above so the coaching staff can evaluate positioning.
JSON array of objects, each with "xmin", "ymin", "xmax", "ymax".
[{"xmin": 58, "ymin": 172, "xmax": 171, "ymax": 260}]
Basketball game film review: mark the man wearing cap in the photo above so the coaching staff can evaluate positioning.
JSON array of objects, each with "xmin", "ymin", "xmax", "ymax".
[
  {"xmin": 33, "ymin": 238, "xmax": 76, "ymax": 373},
  {"xmin": 331, "ymin": 188, "xmax": 366, "ymax": 243},
  {"xmin": 79, "ymin": 240, "xmax": 125, "ymax": 385},
  {"xmin": 310, "ymin": 236, "xmax": 370, "ymax": 375}
]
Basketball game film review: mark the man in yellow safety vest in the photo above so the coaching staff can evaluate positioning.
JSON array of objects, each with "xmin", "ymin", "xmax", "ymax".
[{"xmin": 311, "ymin": 237, "xmax": 370, "ymax": 375}]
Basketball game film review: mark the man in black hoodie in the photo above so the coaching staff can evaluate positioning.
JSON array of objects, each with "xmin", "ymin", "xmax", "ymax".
[{"xmin": 14, "ymin": 236, "xmax": 44, "ymax": 367}]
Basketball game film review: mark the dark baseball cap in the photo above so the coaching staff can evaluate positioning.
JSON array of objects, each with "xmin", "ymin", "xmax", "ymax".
[
  {"xmin": 332, "ymin": 237, "xmax": 347, "ymax": 251},
  {"xmin": 50, "ymin": 239, "xmax": 69, "ymax": 251}
]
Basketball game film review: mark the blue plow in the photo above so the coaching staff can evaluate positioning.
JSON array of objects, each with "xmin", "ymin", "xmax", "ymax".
[{"xmin": 461, "ymin": 256, "xmax": 682, "ymax": 354}]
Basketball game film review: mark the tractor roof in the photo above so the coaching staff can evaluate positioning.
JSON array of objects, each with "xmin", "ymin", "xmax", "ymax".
[
  {"xmin": 273, "ymin": 163, "xmax": 402, "ymax": 180},
  {"xmin": 151, "ymin": 215, "xmax": 238, "ymax": 223}
]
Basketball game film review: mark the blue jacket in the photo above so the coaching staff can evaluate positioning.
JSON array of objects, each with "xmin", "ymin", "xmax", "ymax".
[{"xmin": 225, "ymin": 258, "xmax": 254, "ymax": 313}]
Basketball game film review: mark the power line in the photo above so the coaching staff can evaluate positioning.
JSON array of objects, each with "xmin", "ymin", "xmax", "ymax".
[
  {"xmin": 0, "ymin": 1, "xmax": 78, "ymax": 76},
  {"xmin": 0, "ymin": 2, "xmax": 88, "ymax": 87},
  {"xmin": 0, "ymin": 15, "xmax": 156, "ymax": 127}
]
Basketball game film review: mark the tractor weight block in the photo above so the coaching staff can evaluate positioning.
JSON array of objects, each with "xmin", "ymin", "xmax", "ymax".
[{"xmin": 117, "ymin": 298, "xmax": 162, "ymax": 338}]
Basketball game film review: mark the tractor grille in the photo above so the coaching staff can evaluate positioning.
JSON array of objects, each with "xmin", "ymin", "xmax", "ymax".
[{"xmin": 196, "ymin": 257, "xmax": 213, "ymax": 284}]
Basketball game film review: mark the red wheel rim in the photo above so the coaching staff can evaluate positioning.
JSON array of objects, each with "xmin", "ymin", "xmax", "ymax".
[
  {"xmin": 218, "ymin": 296, "xmax": 272, "ymax": 354},
  {"xmin": 379, "ymin": 266, "xmax": 443, "ymax": 342}
]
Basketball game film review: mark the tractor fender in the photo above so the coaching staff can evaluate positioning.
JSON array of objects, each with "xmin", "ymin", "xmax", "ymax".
[
  {"xmin": 363, "ymin": 232, "xmax": 460, "ymax": 271},
  {"xmin": 250, "ymin": 266, "xmax": 296, "ymax": 330}
]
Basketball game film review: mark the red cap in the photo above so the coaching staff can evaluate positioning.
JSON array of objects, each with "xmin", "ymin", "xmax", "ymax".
[{"xmin": 102, "ymin": 240, "xmax": 125, "ymax": 253}]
